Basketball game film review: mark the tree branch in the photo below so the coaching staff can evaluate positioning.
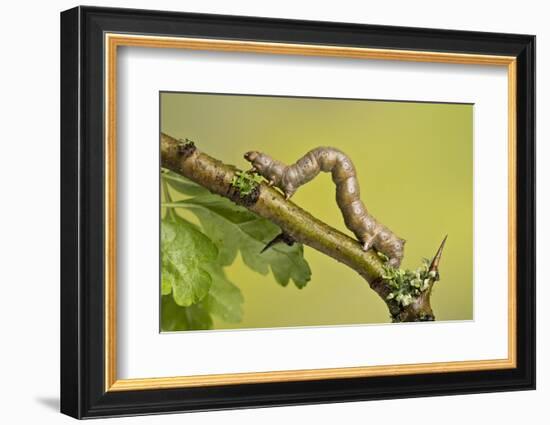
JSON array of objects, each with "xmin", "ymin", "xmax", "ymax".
[{"xmin": 161, "ymin": 132, "xmax": 442, "ymax": 322}]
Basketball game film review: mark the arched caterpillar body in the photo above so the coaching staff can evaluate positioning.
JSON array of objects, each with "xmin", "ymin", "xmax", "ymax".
[{"xmin": 244, "ymin": 147, "xmax": 405, "ymax": 267}]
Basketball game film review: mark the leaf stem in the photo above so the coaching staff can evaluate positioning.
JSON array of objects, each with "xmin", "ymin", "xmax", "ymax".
[{"xmin": 161, "ymin": 175, "xmax": 177, "ymax": 221}]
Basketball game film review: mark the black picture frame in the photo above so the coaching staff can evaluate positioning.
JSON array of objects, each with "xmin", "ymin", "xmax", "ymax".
[{"xmin": 61, "ymin": 5, "xmax": 535, "ymax": 419}]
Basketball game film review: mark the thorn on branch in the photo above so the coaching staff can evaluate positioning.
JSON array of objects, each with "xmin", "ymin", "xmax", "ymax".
[
  {"xmin": 260, "ymin": 232, "xmax": 296, "ymax": 253},
  {"xmin": 429, "ymin": 235, "xmax": 448, "ymax": 279}
]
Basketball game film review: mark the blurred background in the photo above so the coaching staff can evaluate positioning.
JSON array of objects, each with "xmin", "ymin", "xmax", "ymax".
[{"xmin": 161, "ymin": 92, "xmax": 473, "ymax": 328}]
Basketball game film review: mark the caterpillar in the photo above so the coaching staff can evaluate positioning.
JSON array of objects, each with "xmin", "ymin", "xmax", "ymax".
[{"xmin": 244, "ymin": 147, "xmax": 405, "ymax": 267}]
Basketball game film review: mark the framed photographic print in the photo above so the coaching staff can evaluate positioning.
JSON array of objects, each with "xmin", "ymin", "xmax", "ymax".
[{"xmin": 60, "ymin": 6, "xmax": 535, "ymax": 419}]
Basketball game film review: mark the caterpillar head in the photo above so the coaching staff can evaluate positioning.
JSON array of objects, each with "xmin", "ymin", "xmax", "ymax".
[
  {"xmin": 244, "ymin": 151, "xmax": 272, "ymax": 175},
  {"xmin": 393, "ymin": 238, "xmax": 406, "ymax": 255},
  {"xmin": 386, "ymin": 238, "xmax": 406, "ymax": 268}
]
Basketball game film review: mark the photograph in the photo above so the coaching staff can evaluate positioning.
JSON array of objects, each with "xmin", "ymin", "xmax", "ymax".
[{"xmin": 160, "ymin": 92, "xmax": 473, "ymax": 331}]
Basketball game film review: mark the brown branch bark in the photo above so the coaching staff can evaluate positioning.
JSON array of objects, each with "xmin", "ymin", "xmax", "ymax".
[{"xmin": 161, "ymin": 132, "xmax": 441, "ymax": 322}]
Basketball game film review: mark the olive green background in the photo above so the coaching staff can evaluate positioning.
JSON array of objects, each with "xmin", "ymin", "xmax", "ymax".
[{"xmin": 161, "ymin": 92, "xmax": 473, "ymax": 329}]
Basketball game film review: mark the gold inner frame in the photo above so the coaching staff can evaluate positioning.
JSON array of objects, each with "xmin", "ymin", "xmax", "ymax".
[{"xmin": 104, "ymin": 33, "xmax": 517, "ymax": 392}]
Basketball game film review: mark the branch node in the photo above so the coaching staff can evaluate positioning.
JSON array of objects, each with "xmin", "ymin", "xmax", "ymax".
[{"xmin": 177, "ymin": 138, "xmax": 196, "ymax": 159}]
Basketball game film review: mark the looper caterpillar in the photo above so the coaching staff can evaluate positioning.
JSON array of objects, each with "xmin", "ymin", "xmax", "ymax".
[{"xmin": 244, "ymin": 147, "xmax": 405, "ymax": 267}]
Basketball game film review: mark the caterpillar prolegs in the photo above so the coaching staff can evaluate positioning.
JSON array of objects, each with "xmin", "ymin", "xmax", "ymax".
[{"xmin": 244, "ymin": 147, "xmax": 405, "ymax": 267}]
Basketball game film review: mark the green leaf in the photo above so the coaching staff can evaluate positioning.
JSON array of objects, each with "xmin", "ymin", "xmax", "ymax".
[
  {"xmin": 162, "ymin": 169, "xmax": 209, "ymax": 197},
  {"xmin": 161, "ymin": 266, "xmax": 243, "ymax": 331},
  {"xmin": 167, "ymin": 191, "xmax": 311, "ymax": 288},
  {"xmin": 202, "ymin": 266, "xmax": 244, "ymax": 323},
  {"xmin": 161, "ymin": 268, "xmax": 174, "ymax": 295},
  {"xmin": 261, "ymin": 243, "xmax": 311, "ymax": 289},
  {"xmin": 160, "ymin": 295, "xmax": 213, "ymax": 331},
  {"xmin": 160, "ymin": 177, "xmax": 245, "ymax": 329},
  {"xmin": 161, "ymin": 216, "xmax": 218, "ymax": 307}
]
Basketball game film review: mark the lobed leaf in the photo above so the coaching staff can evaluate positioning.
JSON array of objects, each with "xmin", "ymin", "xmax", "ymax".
[
  {"xmin": 202, "ymin": 266, "xmax": 244, "ymax": 323},
  {"xmin": 159, "ymin": 172, "xmax": 311, "ymax": 332},
  {"xmin": 161, "ymin": 216, "xmax": 218, "ymax": 307},
  {"xmin": 168, "ymin": 194, "xmax": 312, "ymax": 288},
  {"xmin": 160, "ymin": 295, "xmax": 213, "ymax": 331},
  {"xmin": 162, "ymin": 168, "xmax": 210, "ymax": 197}
]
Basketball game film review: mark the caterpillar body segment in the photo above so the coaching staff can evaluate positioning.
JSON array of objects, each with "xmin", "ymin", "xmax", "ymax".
[{"xmin": 244, "ymin": 147, "xmax": 405, "ymax": 267}]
